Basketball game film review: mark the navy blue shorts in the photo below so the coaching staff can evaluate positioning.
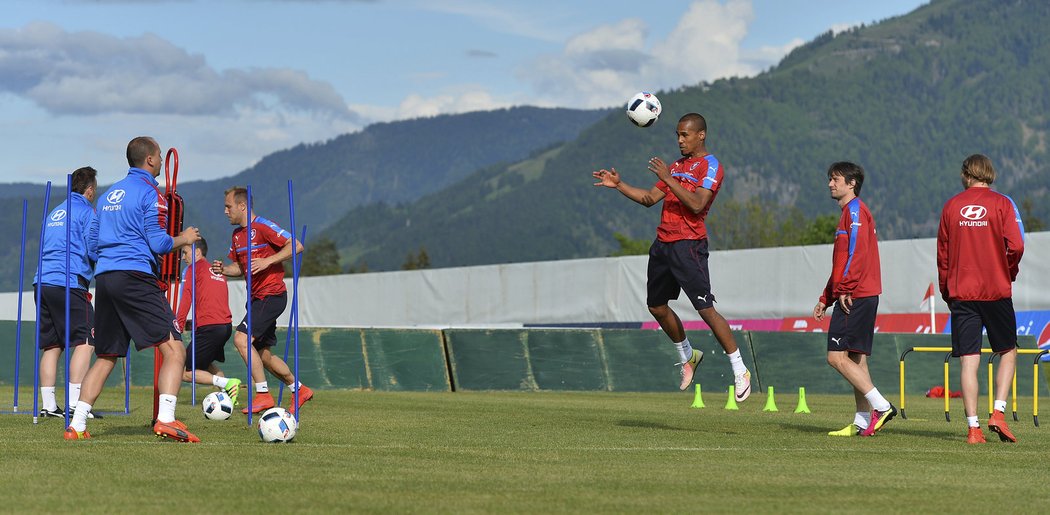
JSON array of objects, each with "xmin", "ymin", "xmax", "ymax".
[
  {"xmin": 236, "ymin": 292, "xmax": 287, "ymax": 350},
  {"xmin": 949, "ymin": 299, "xmax": 1017, "ymax": 357},
  {"xmin": 647, "ymin": 239, "xmax": 714, "ymax": 311},
  {"xmin": 827, "ymin": 296, "xmax": 879, "ymax": 355},
  {"xmin": 185, "ymin": 323, "xmax": 232, "ymax": 371},
  {"xmin": 93, "ymin": 271, "xmax": 181, "ymax": 358},
  {"xmin": 34, "ymin": 284, "xmax": 94, "ymax": 350}
]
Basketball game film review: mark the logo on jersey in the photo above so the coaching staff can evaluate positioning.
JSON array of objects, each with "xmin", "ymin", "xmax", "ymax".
[
  {"xmin": 959, "ymin": 205, "xmax": 990, "ymax": 227},
  {"xmin": 960, "ymin": 205, "xmax": 987, "ymax": 220},
  {"xmin": 250, "ymin": 229, "xmax": 257, "ymax": 241},
  {"xmin": 50, "ymin": 210, "xmax": 67, "ymax": 222},
  {"xmin": 103, "ymin": 189, "xmax": 126, "ymax": 212}
]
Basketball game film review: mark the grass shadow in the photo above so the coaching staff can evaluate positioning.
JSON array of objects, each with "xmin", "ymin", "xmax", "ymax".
[{"xmin": 617, "ymin": 419, "xmax": 701, "ymax": 432}]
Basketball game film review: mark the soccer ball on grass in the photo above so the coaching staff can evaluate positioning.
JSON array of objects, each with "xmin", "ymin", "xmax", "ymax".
[
  {"xmin": 202, "ymin": 391, "xmax": 234, "ymax": 421},
  {"xmin": 626, "ymin": 91, "xmax": 662, "ymax": 127},
  {"xmin": 258, "ymin": 407, "xmax": 298, "ymax": 443}
]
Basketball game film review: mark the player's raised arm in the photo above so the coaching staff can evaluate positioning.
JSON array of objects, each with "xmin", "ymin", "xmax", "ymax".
[{"xmin": 592, "ymin": 167, "xmax": 665, "ymax": 207}]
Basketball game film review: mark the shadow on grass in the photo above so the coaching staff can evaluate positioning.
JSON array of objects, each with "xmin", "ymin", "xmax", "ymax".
[
  {"xmin": 777, "ymin": 422, "xmax": 959, "ymax": 441},
  {"xmin": 617, "ymin": 419, "xmax": 702, "ymax": 432}
]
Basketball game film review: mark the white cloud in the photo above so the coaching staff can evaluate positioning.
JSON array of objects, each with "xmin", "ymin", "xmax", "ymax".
[
  {"xmin": 394, "ymin": 88, "xmax": 514, "ymax": 119},
  {"xmin": 0, "ymin": 22, "xmax": 356, "ymax": 119},
  {"xmin": 517, "ymin": 0, "xmax": 795, "ymax": 109}
]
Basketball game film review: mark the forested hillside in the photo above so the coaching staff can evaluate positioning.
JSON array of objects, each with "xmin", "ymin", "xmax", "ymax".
[{"xmin": 321, "ymin": 0, "xmax": 1050, "ymax": 271}]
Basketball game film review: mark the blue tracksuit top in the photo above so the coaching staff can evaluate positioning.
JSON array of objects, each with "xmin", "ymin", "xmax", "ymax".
[
  {"xmin": 33, "ymin": 192, "xmax": 96, "ymax": 289},
  {"xmin": 89, "ymin": 168, "xmax": 174, "ymax": 277}
]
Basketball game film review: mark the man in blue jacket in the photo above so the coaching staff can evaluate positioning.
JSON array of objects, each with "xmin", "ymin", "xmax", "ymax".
[
  {"xmin": 34, "ymin": 166, "xmax": 100, "ymax": 419},
  {"xmin": 67, "ymin": 136, "xmax": 201, "ymax": 442}
]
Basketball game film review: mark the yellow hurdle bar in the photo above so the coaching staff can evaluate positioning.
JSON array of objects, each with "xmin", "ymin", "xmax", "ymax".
[{"xmin": 899, "ymin": 347, "xmax": 1048, "ymax": 426}]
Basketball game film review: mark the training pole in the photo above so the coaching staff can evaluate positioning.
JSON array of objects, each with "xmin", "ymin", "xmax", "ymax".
[
  {"xmin": 245, "ymin": 185, "xmax": 255, "ymax": 427},
  {"xmin": 288, "ymin": 180, "xmax": 301, "ymax": 422},
  {"xmin": 31, "ymin": 182, "xmax": 52, "ymax": 424},
  {"xmin": 190, "ymin": 241, "xmax": 197, "ymax": 404},
  {"xmin": 12, "ymin": 199, "xmax": 28, "ymax": 413},
  {"xmin": 276, "ymin": 225, "xmax": 306, "ymax": 407},
  {"xmin": 63, "ymin": 174, "xmax": 72, "ymax": 428}
]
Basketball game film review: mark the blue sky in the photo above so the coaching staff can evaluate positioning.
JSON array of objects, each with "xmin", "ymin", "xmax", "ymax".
[{"xmin": 1, "ymin": 0, "xmax": 926, "ymax": 185}]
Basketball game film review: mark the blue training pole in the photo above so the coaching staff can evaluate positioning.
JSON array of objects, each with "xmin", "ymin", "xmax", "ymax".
[
  {"xmin": 32, "ymin": 182, "xmax": 52, "ymax": 424},
  {"xmin": 287, "ymin": 180, "xmax": 302, "ymax": 422},
  {"xmin": 13, "ymin": 200, "xmax": 28, "ymax": 413},
  {"xmin": 190, "ymin": 242, "xmax": 197, "ymax": 404},
  {"xmin": 245, "ymin": 185, "xmax": 254, "ymax": 427},
  {"xmin": 277, "ymin": 225, "xmax": 306, "ymax": 407},
  {"xmin": 63, "ymin": 174, "xmax": 72, "ymax": 428}
]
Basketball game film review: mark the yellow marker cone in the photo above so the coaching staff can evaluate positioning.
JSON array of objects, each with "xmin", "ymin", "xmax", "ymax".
[
  {"xmin": 794, "ymin": 387, "xmax": 811, "ymax": 414},
  {"xmin": 763, "ymin": 386, "xmax": 778, "ymax": 412},
  {"xmin": 690, "ymin": 383, "xmax": 705, "ymax": 409},
  {"xmin": 724, "ymin": 385, "xmax": 739, "ymax": 410}
]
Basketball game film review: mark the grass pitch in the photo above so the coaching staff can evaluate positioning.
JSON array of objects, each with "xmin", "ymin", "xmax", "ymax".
[{"xmin": 1, "ymin": 386, "xmax": 1047, "ymax": 513}]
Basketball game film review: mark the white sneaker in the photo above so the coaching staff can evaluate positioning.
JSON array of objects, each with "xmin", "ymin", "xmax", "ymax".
[
  {"xmin": 734, "ymin": 370, "xmax": 752, "ymax": 402},
  {"xmin": 676, "ymin": 349, "xmax": 704, "ymax": 390}
]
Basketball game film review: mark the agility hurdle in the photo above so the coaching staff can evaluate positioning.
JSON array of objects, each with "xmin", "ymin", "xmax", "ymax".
[{"xmin": 898, "ymin": 346, "xmax": 1049, "ymax": 426}]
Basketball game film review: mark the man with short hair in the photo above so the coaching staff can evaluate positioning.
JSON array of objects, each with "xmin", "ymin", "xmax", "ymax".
[
  {"xmin": 592, "ymin": 113, "xmax": 752, "ymax": 400},
  {"xmin": 34, "ymin": 166, "xmax": 100, "ymax": 419},
  {"xmin": 813, "ymin": 162, "xmax": 896, "ymax": 437},
  {"xmin": 211, "ymin": 187, "xmax": 312, "ymax": 415},
  {"xmin": 69, "ymin": 136, "xmax": 201, "ymax": 442},
  {"xmin": 175, "ymin": 237, "xmax": 241, "ymax": 404},
  {"xmin": 937, "ymin": 154, "xmax": 1025, "ymax": 444}
]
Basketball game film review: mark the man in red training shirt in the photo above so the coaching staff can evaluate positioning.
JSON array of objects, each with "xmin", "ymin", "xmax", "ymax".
[
  {"xmin": 592, "ymin": 113, "xmax": 752, "ymax": 401},
  {"xmin": 212, "ymin": 187, "xmax": 312, "ymax": 415},
  {"xmin": 937, "ymin": 154, "xmax": 1025, "ymax": 444},
  {"xmin": 176, "ymin": 238, "xmax": 241, "ymax": 405},
  {"xmin": 813, "ymin": 162, "xmax": 896, "ymax": 437}
]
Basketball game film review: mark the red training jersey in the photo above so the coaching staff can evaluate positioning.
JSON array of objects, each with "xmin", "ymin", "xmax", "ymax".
[
  {"xmin": 937, "ymin": 186, "xmax": 1024, "ymax": 301},
  {"xmin": 654, "ymin": 154, "xmax": 723, "ymax": 242},
  {"xmin": 176, "ymin": 257, "xmax": 232, "ymax": 331},
  {"xmin": 820, "ymin": 197, "xmax": 882, "ymax": 305},
  {"xmin": 229, "ymin": 215, "xmax": 292, "ymax": 299}
]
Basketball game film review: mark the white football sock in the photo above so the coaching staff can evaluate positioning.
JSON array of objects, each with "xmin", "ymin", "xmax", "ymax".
[
  {"xmin": 68, "ymin": 383, "xmax": 82, "ymax": 408},
  {"xmin": 967, "ymin": 416, "xmax": 980, "ymax": 428},
  {"xmin": 157, "ymin": 394, "xmax": 177, "ymax": 423},
  {"xmin": 255, "ymin": 382, "xmax": 269, "ymax": 394},
  {"xmin": 864, "ymin": 387, "xmax": 892, "ymax": 412},
  {"xmin": 287, "ymin": 381, "xmax": 300, "ymax": 392},
  {"xmin": 71, "ymin": 402, "xmax": 91, "ymax": 432},
  {"xmin": 212, "ymin": 376, "xmax": 229, "ymax": 389},
  {"xmin": 727, "ymin": 350, "xmax": 746, "ymax": 376},
  {"xmin": 854, "ymin": 411, "xmax": 871, "ymax": 430},
  {"xmin": 673, "ymin": 339, "xmax": 693, "ymax": 362},
  {"xmin": 41, "ymin": 386, "xmax": 57, "ymax": 411},
  {"xmin": 994, "ymin": 400, "xmax": 1007, "ymax": 413}
]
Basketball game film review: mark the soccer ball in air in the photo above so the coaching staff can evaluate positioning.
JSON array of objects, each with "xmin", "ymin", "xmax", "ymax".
[
  {"xmin": 202, "ymin": 391, "xmax": 234, "ymax": 420},
  {"xmin": 626, "ymin": 91, "xmax": 662, "ymax": 127},
  {"xmin": 258, "ymin": 407, "xmax": 298, "ymax": 443}
]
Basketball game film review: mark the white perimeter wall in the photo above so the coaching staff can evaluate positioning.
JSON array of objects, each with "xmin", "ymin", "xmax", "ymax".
[{"xmin": 3, "ymin": 233, "xmax": 1047, "ymax": 327}]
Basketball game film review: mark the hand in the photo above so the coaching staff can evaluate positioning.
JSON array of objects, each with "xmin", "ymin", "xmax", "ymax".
[
  {"xmin": 813, "ymin": 302, "xmax": 827, "ymax": 321},
  {"xmin": 837, "ymin": 294, "xmax": 853, "ymax": 315},
  {"xmin": 647, "ymin": 157, "xmax": 671, "ymax": 182},
  {"xmin": 210, "ymin": 260, "xmax": 225, "ymax": 276},
  {"xmin": 249, "ymin": 256, "xmax": 270, "ymax": 274},
  {"xmin": 176, "ymin": 226, "xmax": 201, "ymax": 247},
  {"xmin": 592, "ymin": 168, "xmax": 621, "ymax": 188}
]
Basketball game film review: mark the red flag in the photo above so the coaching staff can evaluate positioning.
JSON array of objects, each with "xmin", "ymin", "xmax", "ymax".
[{"xmin": 919, "ymin": 282, "xmax": 934, "ymax": 308}]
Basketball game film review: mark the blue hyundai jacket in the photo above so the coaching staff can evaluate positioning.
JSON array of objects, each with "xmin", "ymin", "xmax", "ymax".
[
  {"xmin": 89, "ymin": 168, "xmax": 174, "ymax": 277},
  {"xmin": 33, "ymin": 192, "xmax": 96, "ymax": 289}
]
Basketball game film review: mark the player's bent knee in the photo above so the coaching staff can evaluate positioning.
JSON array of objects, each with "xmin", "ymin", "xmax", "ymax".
[{"xmin": 648, "ymin": 304, "xmax": 669, "ymax": 317}]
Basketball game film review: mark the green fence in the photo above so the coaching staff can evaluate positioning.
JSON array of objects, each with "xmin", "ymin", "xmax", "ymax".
[{"xmin": 0, "ymin": 321, "xmax": 1043, "ymax": 397}]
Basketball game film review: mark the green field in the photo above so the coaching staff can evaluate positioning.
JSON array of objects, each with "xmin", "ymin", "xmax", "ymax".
[{"xmin": 1, "ymin": 386, "xmax": 1047, "ymax": 513}]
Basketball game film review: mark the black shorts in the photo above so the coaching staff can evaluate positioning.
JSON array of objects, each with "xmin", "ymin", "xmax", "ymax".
[
  {"xmin": 35, "ymin": 285, "xmax": 94, "ymax": 350},
  {"xmin": 185, "ymin": 323, "xmax": 232, "ymax": 371},
  {"xmin": 647, "ymin": 239, "xmax": 714, "ymax": 311},
  {"xmin": 827, "ymin": 296, "xmax": 879, "ymax": 355},
  {"xmin": 236, "ymin": 292, "xmax": 287, "ymax": 350},
  {"xmin": 950, "ymin": 299, "xmax": 1017, "ymax": 357},
  {"xmin": 93, "ymin": 271, "xmax": 181, "ymax": 358}
]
